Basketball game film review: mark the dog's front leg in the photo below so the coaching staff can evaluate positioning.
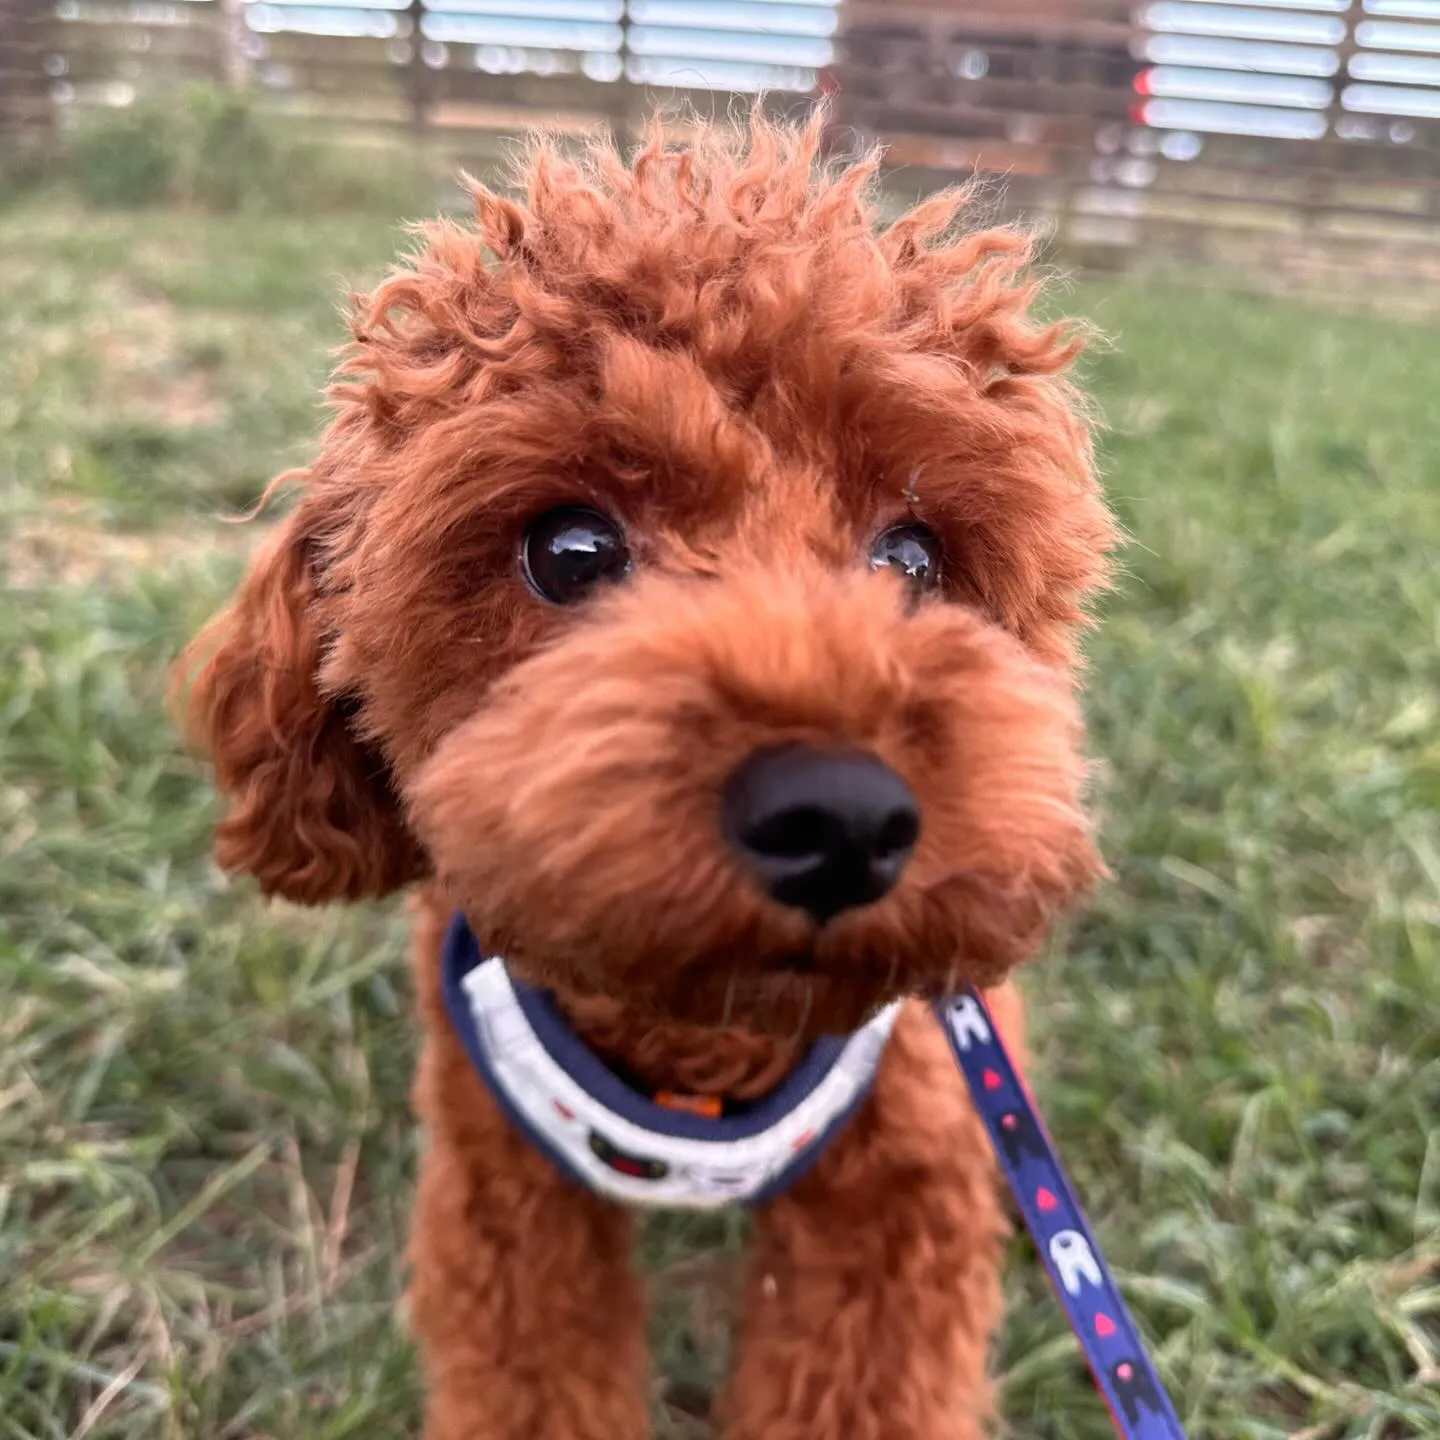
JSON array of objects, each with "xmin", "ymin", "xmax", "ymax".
[
  {"xmin": 407, "ymin": 1034, "xmax": 650, "ymax": 1440},
  {"xmin": 719, "ymin": 991, "xmax": 1025, "ymax": 1440}
]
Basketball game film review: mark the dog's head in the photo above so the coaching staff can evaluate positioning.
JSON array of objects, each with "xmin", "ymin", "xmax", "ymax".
[{"xmin": 180, "ymin": 116, "xmax": 1116, "ymax": 1036}]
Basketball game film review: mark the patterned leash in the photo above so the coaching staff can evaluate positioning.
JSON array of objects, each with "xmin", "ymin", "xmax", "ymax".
[{"xmin": 933, "ymin": 992, "xmax": 1188, "ymax": 1440}]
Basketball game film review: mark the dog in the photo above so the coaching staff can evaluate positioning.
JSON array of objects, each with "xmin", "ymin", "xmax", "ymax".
[{"xmin": 179, "ymin": 111, "xmax": 1115, "ymax": 1440}]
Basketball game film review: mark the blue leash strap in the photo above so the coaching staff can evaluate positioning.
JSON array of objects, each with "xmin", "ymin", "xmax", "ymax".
[{"xmin": 933, "ymin": 992, "xmax": 1187, "ymax": 1440}]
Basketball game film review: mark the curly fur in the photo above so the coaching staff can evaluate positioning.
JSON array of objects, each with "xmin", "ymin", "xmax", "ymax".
[{"xmin": 179, "ymin": 108, "xmax": 1116, "ymax": 1439}]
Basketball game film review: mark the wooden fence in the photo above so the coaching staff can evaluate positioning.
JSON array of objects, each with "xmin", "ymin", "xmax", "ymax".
[
  {"xmin": 828, "ymin": 0, "xmax": 1440, "ymax": 296},
  {"xmin": 4, "ymin": 0, "xmax": 1440, "ymax": 296},
  {"xmin": 0, "ymin": 0, "xmax": 54, "ymax": 151}
]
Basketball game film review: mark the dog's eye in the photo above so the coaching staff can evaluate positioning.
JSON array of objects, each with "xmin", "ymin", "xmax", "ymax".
[
  {"xmin": 521, "ymin": 506, "xmax": 631, "ymax": 604},
  {"xmin": 869, "ymin": 522, "xmax": 941, "ymax": 593}
]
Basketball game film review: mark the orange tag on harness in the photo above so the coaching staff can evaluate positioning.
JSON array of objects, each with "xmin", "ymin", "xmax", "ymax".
[{"xmin": 654, "ymin": 1091, "xmax": 723, "ymax": 1118}]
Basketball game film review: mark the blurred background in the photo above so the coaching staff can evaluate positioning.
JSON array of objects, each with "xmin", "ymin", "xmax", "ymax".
[
  {"xmin": 9, "ymin": 0, "xmax": 1440, "ymax": 296},
  {"xmin": 1, "ymin": 3, "xmax": 1438, "ymax": 1438}
]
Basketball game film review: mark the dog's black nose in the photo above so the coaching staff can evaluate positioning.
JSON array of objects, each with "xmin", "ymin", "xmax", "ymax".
[{"xmin": 722, "ymin": 746, "xmax": 919, "ymax": 924}]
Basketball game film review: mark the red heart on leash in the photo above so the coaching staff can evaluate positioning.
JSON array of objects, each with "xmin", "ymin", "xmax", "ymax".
[
  {"xmin": 1095, "ymin": 1313, "xmax": 1117, "ymax": 1337},
  {"xmin": 982, "ymin": 1068, "xmax": 1002, "ymax": 1089},
  {"xmin": 1036, "ymin": 1187, "xmax": 1058, "ymax": 1211}
]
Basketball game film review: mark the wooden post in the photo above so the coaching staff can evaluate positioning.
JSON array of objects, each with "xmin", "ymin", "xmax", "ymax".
[
  {"xmin": 0, "ymin": 0, "xmax": 53, "ymax": 167},
  {"xmin": 611, "ymin": 0, "xmax": 630, "ymax": 152},
  {"xmin": 406, "ymin": 0, "xmax": 430, "ymax": 135},
  {"xmin": 1310, "ymin": 0, "xmax": 1360, "ymax": 231},
  {"xmin": 217, "ymin": 0, "xmax": 250, "ymax": 88}
]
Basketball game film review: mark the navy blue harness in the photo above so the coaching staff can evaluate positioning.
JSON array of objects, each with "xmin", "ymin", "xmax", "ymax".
[
  {"xmin": 441, "ymin": 913, "xmax": 899, "ymax": 1209},
  {"xmin": 441, "ymin": 915, "xmax": 1186, "ymax": 1437}
]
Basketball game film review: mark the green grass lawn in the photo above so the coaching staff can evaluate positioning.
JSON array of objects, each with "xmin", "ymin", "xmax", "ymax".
[{"xmin": 1, "ymin": 194, "xmax": 1437, "ymax": 1440}]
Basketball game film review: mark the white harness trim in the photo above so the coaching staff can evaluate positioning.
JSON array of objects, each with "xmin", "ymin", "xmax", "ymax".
[{"xmin": 452, "ymin": 944, "xmax": 901, "ymax": 1211}]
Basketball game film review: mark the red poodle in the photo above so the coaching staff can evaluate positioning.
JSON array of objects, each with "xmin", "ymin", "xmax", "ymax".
[{"xmin": 180, "ymin": 110, "xmax": 1115, "ymax": 1439}]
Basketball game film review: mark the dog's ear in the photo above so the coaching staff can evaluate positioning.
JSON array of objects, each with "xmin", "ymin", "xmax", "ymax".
[{"xmin": 177, "ymin": 512, "xmax": 426, "ymax": 904}]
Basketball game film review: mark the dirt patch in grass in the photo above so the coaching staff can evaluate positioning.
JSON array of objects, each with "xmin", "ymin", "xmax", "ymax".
[
  {"xmin": 5, "ymin": 498, "xmax": 258, "ymax": 588},
  {"xmin": 89, "ymin": 279, "xmax": 228, "ymax": 430}
]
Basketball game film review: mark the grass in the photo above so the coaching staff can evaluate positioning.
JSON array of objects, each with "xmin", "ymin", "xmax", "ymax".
[{"xmin": 0, "ymin": 189, "xmax": 1437, "ymax": 1440}]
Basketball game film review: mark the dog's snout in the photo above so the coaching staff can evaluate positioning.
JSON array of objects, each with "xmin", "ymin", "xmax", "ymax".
[{"xmin": 722, "ymin": 746, "xmax": 919, "ymax": 924}]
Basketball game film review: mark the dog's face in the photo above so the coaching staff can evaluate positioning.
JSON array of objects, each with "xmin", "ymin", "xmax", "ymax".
[{"xmin": 182, "ymin": 120, "xmax": 1115, "ymax": 1036}]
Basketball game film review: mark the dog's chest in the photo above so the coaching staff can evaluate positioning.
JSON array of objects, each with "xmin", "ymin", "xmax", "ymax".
[{"xmin": 560, "ymin": 995, "xmax": 804, "ymax": 1106}]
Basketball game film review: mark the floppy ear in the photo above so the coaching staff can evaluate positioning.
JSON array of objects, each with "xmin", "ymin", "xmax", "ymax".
[{"xmin": 178, "ymin": 515, "xmax": 427, "ymax": 904}]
